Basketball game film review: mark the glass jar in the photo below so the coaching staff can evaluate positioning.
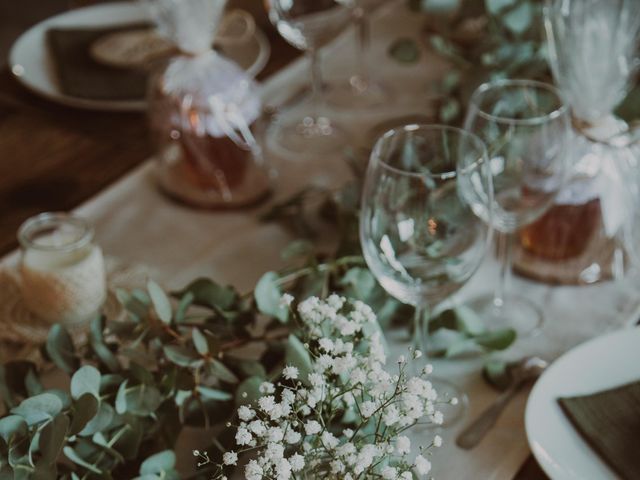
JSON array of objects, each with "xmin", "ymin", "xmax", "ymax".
[
  {"xmin": 147, "ymin": 0, "xmax": 271, "ymax": 209},
  {"xmin": 513, "ymin": 0, "xmax": 640, "ymax": 285},
  {"xmin": 17, "ymin": 213, "xmax": 107, "ymax": 324},
  {"xmin": 148, "ymin": 58, "xmax": 271, "ymax": 209}
]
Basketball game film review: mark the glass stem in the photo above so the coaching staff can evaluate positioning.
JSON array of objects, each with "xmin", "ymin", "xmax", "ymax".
[
  {"xmin": 353, "ymin": 6, "xmax": 371, "ymax": 89},
  {"xmin": 494, "ymin": 231, "xmax": 513, "ymax": 308},
  {"xmin": 412, "ymin": 304, "xmax": 430, "ymax": 356},
  {"xmin": 308, "ymin": 48, "xmax": 323, "ymax": 120}
]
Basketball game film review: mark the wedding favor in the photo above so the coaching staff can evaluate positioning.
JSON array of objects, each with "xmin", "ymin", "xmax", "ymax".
[
  {"xmin": 514, "ymin": 0, "xmax": 640, "ymax": 284},
  {"xmin": 147, "ymin": 0, "xmax": 270, "ymax": 208},
  {"xmin": 18, "ymin": 213, "xmax": 106, "ymax": 324}
]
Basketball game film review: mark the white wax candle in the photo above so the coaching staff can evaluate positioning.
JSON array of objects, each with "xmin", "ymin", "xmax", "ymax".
[{"xmin": 19, "ymin": 234, "xmax": 106, "ymax": 324}]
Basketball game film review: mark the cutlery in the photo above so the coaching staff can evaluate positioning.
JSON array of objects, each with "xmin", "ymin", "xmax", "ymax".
[{"xmin": 456, "ymin": 356, "xmax": 548, "ymax": 450}]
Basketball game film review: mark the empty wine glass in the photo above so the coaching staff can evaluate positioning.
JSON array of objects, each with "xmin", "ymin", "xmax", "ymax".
[
  {"xmin": 360, "ymin": 124, "xmax": 493, "ymax": 424},
  {"xmin": 463, "ymin": 79, "xmax": 570, "ymax": 335},
  {"xmin": 266, "ymin": 0, "xmax": 351, "ymax": 154},
  {"xmin": 328, "ymin": 0, "xmax": 391, "ymax": 109}
]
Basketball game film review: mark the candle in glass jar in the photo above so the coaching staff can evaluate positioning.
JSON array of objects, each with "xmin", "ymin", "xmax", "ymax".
[{"xmin": 18, "ymin": 213, "xmax": 107, "ymax": 324}]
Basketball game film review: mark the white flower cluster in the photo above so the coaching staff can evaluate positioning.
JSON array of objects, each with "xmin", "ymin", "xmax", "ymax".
[{"xmin": 215, "ymin": 294, "xmax": 443, "ymax": 480}]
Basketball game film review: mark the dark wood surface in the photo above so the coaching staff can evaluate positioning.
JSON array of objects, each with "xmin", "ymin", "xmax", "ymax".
[
  {"xmin": 0, "ymin": 2, "xmax": 552, "ymax": 478},
  {"xmin": 0, "ymin": 0, "xmax": 298, "ymax": 256}
]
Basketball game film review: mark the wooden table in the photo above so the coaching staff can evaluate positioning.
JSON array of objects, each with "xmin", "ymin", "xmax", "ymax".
[{"xmin": 0, "ymin": 2, "xmax": 554, "ymax": 478}]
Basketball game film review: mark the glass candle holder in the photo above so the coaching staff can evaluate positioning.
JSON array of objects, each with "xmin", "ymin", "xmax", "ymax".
[{"xmin": 17, "ymin": 213, "xmax": 107, "ymax": 324}]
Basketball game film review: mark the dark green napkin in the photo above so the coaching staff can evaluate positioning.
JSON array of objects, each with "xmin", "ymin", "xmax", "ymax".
[
  {"xmin": 47, "ymin": 24, "xmax": 151, "ymax": 101},
  {"xmin": 558, "ymin": 381, "xmax": 640, "ymax": 480}
]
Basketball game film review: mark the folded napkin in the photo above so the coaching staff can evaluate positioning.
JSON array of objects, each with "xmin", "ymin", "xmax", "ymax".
[
  {"xmin": 558, "ymin": 381, "xmax": 640, "ymax": 480},
  {"xmin": 47, "ymin": 24, "xmax": 150, "ymax": 101}
]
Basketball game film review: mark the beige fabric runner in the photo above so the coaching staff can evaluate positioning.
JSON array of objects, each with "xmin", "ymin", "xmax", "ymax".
[{"xmin": 3, "ymin": 3, "xmax": 640, "ymax": 478}]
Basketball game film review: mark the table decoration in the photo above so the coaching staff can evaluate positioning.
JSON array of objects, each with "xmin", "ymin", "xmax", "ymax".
[
  {"xmin": 0, "ymin": 262, "xmax": 447, "ymax": 479},
  {"xmin": 0, "ymin": 257, "xmax": 154, "ymax": 365},
  {"xmin": 149, "ymin": 0, "xmax": 271, "ymax": 208},
  {"xmin": 329, "ymin": 0, "xmax": 391, "ymax": 109},
  {"xmin": 17, "ymin": 213, "xmax": 107, "ymax": 326},
  {"xmin": 462, "ymin": 79, "xmax": 571, "ymax": 335},
  {"xmin": 359, "ymin": 124, "xmax": 494, "ymax": 423},
  {"xmin": 266, "ymin": 0, "xmax": 352, "ymax": 155},
  {"xmin": 205, "ymin": 294, "xmax": 446, "ymax": 479},
  {"xmin": 512, "ymin": 0, "xmax": 640, "ymax": 285}
]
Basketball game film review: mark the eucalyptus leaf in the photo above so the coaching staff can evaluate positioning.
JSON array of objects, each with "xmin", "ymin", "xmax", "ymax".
[
  {"xmin": 39, "ymin": 414, "xmax": 69, "ymax": 465},
  {"xmin": 174, "ymin": 292, "xmax": 194, "ymax": 323},
  {"xmin": 234, "ymin": 360, "xmax": 267, "ymax": 379},
  {"xmin": 389, "ymin": 38, "xmax": 420, "ymax": 63},
  {"xmin": 68, "ymin": 394, "xmax": 99, "ymax": 436},
  {"xmin": 285, "ymin": 335, "xmax": 313, "ymax": 383},
  {"xmin": 196, "ymin": 387, "xmax": 233, "ymax": 402},
  {"xmin": 45, "ymin": 325, "xmax": 78, "ymax": 375},
  {"xmin": 0, "ymin": 416, "xmax": 27, "ymax": 444},
  {"xmin": 281, "ymin": 240, "xmax": 314, "ymax": 261},
  {"xmin": 89, "ymin": 316, "xmax": 120, "ymax": 372},
  {"xmin": 340, "ymin": 267, "xmax": 376, "ymax": 300},
  {"xmin": 176, "ymin": 278, "xmax": 237, "ymax": 311},
  {"xmin": 63, "ymin": 446, "xmax": 102, "ymax": 474},
  {"xmin": 115, "ymin": 289, "xmax": 149, "ymax": 321},
  {"xmin": 78, "ymin": 402, "xmax": 114, "ymax": 437},
  {"xmin": 45, "ymin": 390, "xmax": 71, "ymax": 411},
  {"xmin": 255, "ymin": 272, "xmax": 288, "ymax": 322},
  {"xmin": 11, "ymin": 394, "xmax": 63, "ymax": 426},
  {"xmin": 192, "ymin": 329, "xmax": 209, "ymax": 356},
  {"xmin": 113, "ymin": 418, "xmax": 143, "ymax": 460},
  {"xmin": 455, "ymin": 305, "xmax": 487, "ymax": 335},
  {"xmin": 116, "ymin": 383, "xmax": 163, "ymax": 417},
  {"xmin": 207, "ymin": 359, "xmax": 238, "ymax": 384},
  {"xmin": 163, "ymin": 346, "xmax": 200, "ymax": 368},
  {"xmin": 140, "ymin": 450, "xmax": 176, "ymax": 475},
  {"xmin": 483, "ymin": 359, "xmax": 512, "ymax": 391},
  {"xmin": 475, "ymin": 328, "xmax": 516, "ymax": 350},
  {"xmin": 147, "ymin": 280, "xmax": 173, "ymax": 325},
  {"xmin": 235, "ymin": 376, "xmax": 264, "ymax": 406},
  {"xmin": 70, "ymin": 366, "xmax": 101, "ymax": 401}
]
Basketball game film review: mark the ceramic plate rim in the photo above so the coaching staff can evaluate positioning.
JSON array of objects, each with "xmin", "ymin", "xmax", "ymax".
[
  {"xmin": 8, "ymin": 1, "xmax": 270, "ymax": 112},
  {"xmin": 525, "ymin": 326, "xmax": 640, "ymax": 480}
]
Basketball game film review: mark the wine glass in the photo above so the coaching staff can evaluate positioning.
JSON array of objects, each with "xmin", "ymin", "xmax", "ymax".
[
  {"xmin": 463, "ymin": 79, "xmax": 570, "ymax": 335},
  {"xmin": 266, "ymin": 0, "xmax": 351, "ymax": 154},
  {"xmin": 328, "ymin": 0, "xmax": 391, "ymax": 109},
  {"xmin": 360, "ymin": 124, "xmax": 493, "ymax": 424}
]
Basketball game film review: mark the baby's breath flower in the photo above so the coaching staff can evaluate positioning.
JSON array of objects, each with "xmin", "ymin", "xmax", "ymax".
[
  {"xmin": 285, "ymin": 429, "xmax": 301, "ymax": 444},
  {"xmin": 360, "ymin": 400, "xmax": 377, "ymax": 418},
  {"xmin": 283, "ymin": 365, "xmax": 299, "ymax": 380},
  {"xmin": 235, "ymin": 427, "xmax": 251, "ymax": 446},
  {"xmin": 396, "ymin": 435, "xmax": 411, "ymax": 455},
  {"xmin": 237, "ymin": 405, "xmax": 254, "ymax": 421},
  {"xmin": 280, "ymin": 293, "xmax": 294, "ymax": 307},
  {"xmin": 433, "ymin": 434, "xmax": 443, "ymax": 447},
  {"xmin": 222, "ymin": 451, "xmax": 237, "ymax": 466},
  {"xmin": 414, "ymin": 454, "xmax": 432, "ymax": 476},
  {"xmin": 304, "ymin": 420, "xmax": 322, "ymax": 435},
  {"xmin": 213, "ymin": 295, "xmax": 443, "ymax": 480},
  {"xmin": 259, "ymin": 381, "xmax": 275, "ymax": 394},
  {"xmin": 381, "ymin": 466, "xmax": 398, "ymax": 479},
  {"xmin": 289, "ymin": 453, "xmax": 305, "ymax": 471}
]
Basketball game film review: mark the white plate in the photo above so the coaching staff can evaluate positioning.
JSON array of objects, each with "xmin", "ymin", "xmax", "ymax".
[
  {"xmin": 525, "ymin": 327, "xmax": 640, "ymax": 480},
  {"xmin": 8, "ymin": 2, "xmax": 270, "ymax": 111}
]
